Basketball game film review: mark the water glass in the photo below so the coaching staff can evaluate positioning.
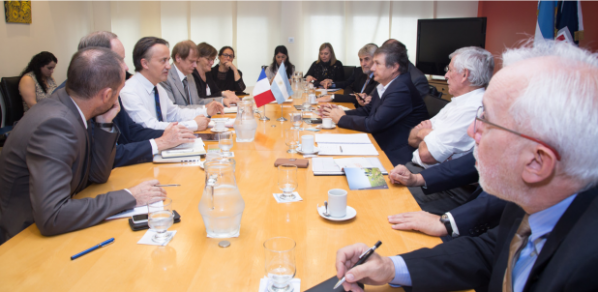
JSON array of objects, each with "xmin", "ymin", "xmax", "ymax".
[
  {"xmin": 289, "ymin": 112, "xmax": 303, "ymax": 130},
  {"xmin": 148, "ymin": 197, "xmax": 174, "ymax": 243},
  {"xmin": 218, "ymin": 131, "xmax": 234, "ymax": 157},
  {"xmin": 277, "ymin": 164, "xmax": 297, "ymax": 201},
  {"xmin": 283, "ymin": 128, "xmax": 299, "ymax": 154},
  {"xmin": 264, "ymin": 237, "xmax": 296, "ymax": 292}
]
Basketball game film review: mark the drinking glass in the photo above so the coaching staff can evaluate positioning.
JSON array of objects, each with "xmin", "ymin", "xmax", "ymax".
[
  {"xmin": 148, "ymin": 197, "xmax": 174, "ymax": 243},
  {"xmin": 283, "ymin": 128, "xmax": 299, "ymax": 154},
  {"xmin": 277, "ymin": 164, "xmax": 297, "ymax": 201},
  {"xmin": 218, "ymin": 131, "xmax": 234, "ymax": 157},
  {"xmin": 288, "ymin": 112, "xmax": 303, "ymax": 130},
  {"xmin": 264, "ymin": 237, "xmax": 296, "ymax": 292}
]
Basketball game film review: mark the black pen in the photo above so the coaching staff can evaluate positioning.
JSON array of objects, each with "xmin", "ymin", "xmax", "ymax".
[
  {"xmin": 71, "ymin": 238, "xmax": 114, "ymax": 260},
  {"xmin": 334, "ymin": 241, "xmax": 382, "ymax": 289}
]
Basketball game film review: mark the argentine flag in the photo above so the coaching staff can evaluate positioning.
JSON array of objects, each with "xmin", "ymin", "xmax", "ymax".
[
  {"xmin": 534, "ymin": 1, "xmax": 557, "ymax": 45},
  {"xmin": 252, "ymin": 69, "xmax": 275, "ymax": 108},
  {"xmin": 271, "ymin": 63, "xmax": 294, "ymax": 104}
]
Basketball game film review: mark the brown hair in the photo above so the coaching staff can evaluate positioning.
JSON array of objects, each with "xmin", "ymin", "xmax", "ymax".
[
  {"xmin": 196, "ymin": 42, "xmax": 218, "ymax": 59},
  {"xmin": 171, "ymin": 40, "xmax": 197, "ymax": 60},
  {"xmin": 132, "ymin": 37, "xmax": 169, "ymax": 72},
  {"xmin": 317, "ymin": 42, "xmax": 337, "ymax": 66}
]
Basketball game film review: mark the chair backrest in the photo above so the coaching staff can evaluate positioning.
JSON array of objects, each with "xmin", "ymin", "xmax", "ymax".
[
  {"xmin": 423, "ymin": 94, "xmax": 449, "ymax": 119},
  {"xmin": 343, "ymin": 66, "xmax": 356, "ymax": 82},
  {"xmin": 0, "ymin": 76, "xmax": 24, "ymax": 126}
]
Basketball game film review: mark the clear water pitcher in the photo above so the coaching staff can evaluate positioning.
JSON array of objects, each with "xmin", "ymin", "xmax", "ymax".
[{"xmin": 233, "ymin": 99, "xmax": 258, "ymax": 142}]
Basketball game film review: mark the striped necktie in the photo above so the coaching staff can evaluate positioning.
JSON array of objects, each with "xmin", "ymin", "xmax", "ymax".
[{"xmin": 503, "ymin": 214, "xmax": 531, "ymax": 292}]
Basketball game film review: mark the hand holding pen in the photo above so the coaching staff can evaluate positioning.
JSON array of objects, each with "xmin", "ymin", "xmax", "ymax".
[{"xmin": 335, "ymin": 241, "xmax": 395, "ymax": 292}]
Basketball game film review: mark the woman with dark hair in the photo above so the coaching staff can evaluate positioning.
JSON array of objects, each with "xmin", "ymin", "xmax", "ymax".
[
  {"xmin": 304, "ymin": 42, "xmax": 344, "ymax": 88},
  {"xmin": 210, "ymin": 46, "xmax": 246, "ymax": 93},
  {"xmin": 192, "ymin": 42, "xmax": 240, "ymax": 107},
  {"xmin": 266, "ymin": 45, "xmax": 295, "ymax": 84},
  {"xmin": 18, "ymin": 51, "xmax": 58, "ymax": 112}
]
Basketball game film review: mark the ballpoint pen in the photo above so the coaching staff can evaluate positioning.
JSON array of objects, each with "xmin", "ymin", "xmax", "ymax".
[
  {"xmin": 333, "ymin": 241, "xmax": 382, "ymax": 289},
  {"xmin": 71, "ymin": 238, "xmax": 114, "ymax": 260},
  {"xmin": 157, "ymin": 184, "xmax": 180, "ymax": 187}
]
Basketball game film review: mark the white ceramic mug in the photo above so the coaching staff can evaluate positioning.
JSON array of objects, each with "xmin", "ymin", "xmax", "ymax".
[
  {"xmin": 215, "ymin": 121, "xmax": 226, "ymax": 131},
  {"xmin": 301, "ymin": 135, "xmax": 314, "ymax": 153},
  {"xmin": 328, "ymin": 189, "xmax": 347, "ymax": 217},
  {"xmin": 322, "ymin": 118, "xmax": 333, "ymax": 128},
  {"xmin": 309, "ymin": 94, "xmax": 317, "ymax": 104}
]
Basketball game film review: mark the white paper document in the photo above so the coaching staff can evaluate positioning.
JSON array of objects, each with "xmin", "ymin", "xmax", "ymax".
[
  {"xmin": 223, "ymin": 107, "xmax": 237, "ymax": 114},
  {"xmin": 105, "ymin": 201, "xmax": 163, "ymax": 221},
  {"xmin": 315, "ymin": 133, "xmax": 372, "ymax": 144},
  {"xmin": 318, "ymin": 143, "xmax": 378, "ymax": 156},
  {"xmin": 312, "ymin": 157, "xmax": 387, "ymax": 175}
]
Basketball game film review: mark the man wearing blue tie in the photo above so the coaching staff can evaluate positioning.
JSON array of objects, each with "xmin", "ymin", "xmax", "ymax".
[
  {"xmin": 120, "ymin": 37, "xmax": 224, "ymax": 131},
  {"xmin": 334, "ymin": 41, "xmax": 598, "ymax": 292}
]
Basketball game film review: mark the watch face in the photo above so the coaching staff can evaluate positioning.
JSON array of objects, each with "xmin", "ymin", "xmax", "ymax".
[{"xmin": 440, "ymin": 214, "xmax": 449, "ymax": 222}]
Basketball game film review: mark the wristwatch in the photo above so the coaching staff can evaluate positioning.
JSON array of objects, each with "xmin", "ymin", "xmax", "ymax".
[
  {"xmin": 330, "ymin": 94, "xmax": 335, "ymax": 100},
  {"xmin": 440, "ymin": 214, "xmax": 458, "ymax": 238}
]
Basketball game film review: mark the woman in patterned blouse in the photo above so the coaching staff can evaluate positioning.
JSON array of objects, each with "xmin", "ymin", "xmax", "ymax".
[{"xmin": 18, "ymin": 51, "xmax": 58, "ymax": 112}]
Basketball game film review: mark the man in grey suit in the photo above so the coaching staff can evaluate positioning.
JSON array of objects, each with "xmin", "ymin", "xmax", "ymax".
[
  {"xmin": 0, "ymin": 47, "xmax": 167, "ymax": 243},
  {"xmin": 160, "ymin": 40, "xmax": 223, "ymax": 107}
]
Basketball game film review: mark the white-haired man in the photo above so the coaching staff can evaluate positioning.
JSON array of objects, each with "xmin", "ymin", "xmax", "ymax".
[{"xmin": 335, "ymin": 41, "xmax": 598, "ymax": 292}]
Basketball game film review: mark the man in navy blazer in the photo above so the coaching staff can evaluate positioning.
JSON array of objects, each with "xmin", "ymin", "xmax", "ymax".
[
  {"xmin": 322, "ymin": 43, "xmax": 428, "ymax": 165},
  {"xmin": 334, "ymin": 41, "xmax": 598, "ymax": 292}
]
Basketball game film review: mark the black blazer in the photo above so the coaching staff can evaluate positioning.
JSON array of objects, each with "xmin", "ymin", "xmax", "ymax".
[
  {"xmin": 337, "ymin": 73, "xmax": 428, "ymax": 166},
  {"xmin": 112, "ymin": 97, "xmax": 163, "ymax": 168},
  {"xmin": 401, "ymin": 186, "xmax": 598, "ymax": 292},
  {"xmin": 331, "ymin": 67, "xmax": 378, "ymax": 108},
  {"xmin": 210, "ymin": 66, "xmax": 246, "ymax": 92},
  {"xmin": 304, "ymin": 60, "xmax": 345, "ymax": 84},
  {"xmin": 407, "ymin": 62, "xmax": 430, "ymax": 98},
  {"xmin": 192, "ymin": 69, "xmax": 222, "ymax": 98}
]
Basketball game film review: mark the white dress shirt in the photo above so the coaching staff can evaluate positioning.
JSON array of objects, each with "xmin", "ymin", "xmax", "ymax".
[
  {"xmin": 120, "ymin": 72, "xmax": 207, "ymax": 131},
  {"xmin": 412, "ymin": 88, "xmax": 485, "ymax": 168},
  {"xmin": 375, "ymin": 75, "xmax": 398, "ymax": 99}
]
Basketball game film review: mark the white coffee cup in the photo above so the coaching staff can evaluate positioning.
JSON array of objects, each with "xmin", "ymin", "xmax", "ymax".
[
  {"xmin": 328, "ymin": 189, "xmax": 347, "ymax": 217},
  {"xmin": 301, "ymin": 135, "xmax": 314, "ymax": 153},
  {"xmin": 309, "ymin": 94, "xmax": 317, "ymax": 104},
  {"xmin": 215, "ymin": 121, "xmax": 226, "ymax": 131},
  {"xmin": 322, "ymin": 118, "xmax": 333, "ymax": 128}
]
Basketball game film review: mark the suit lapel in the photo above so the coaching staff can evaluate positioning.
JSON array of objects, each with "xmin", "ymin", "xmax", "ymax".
[{"xmin": 170, "ymin": 67, "xmax": 187, "ymax": 100}]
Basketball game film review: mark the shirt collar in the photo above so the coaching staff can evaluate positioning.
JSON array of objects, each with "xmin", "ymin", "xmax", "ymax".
[
  {"xmin": 528, "ymin": 193, "xmax": 577, "ymax": 243},
  {"xmin": 451, "ymin": 87, "xmax": 485, "ymax": 103},
  {"xmin": 68, "ymin": 96, "xmax": 88, "ymax": 129},
  {"xmin": 376, "ymin": 75, "xmax": 398, "ymax": 93},
  {"xmin": 133, "ymin": 72, "xmax": 157, "ymax": 95},
  {"xmin": 173, "ymin": 63, "xmax": 187, "ymax": 82}
]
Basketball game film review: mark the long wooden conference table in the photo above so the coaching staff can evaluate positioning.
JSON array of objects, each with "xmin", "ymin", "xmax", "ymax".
[{"xmin": 0, "ymin": 95, "xmax": 443, "ymax": 291}]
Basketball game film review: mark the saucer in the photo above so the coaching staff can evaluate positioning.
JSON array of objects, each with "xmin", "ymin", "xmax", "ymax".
[
  {"xmin": 296, "ymin": 146, "xmax": 320, "ymax": 155},
  {"xmin": 319, "ymin": 124, "xmax": 336, "ymax": 129},
  {"xmin": 210, "ymin": 128, "xmax": 228, "ymax": 133},
  {"xmin": 317, "ymin": 206, "xmax": 356, "ymax": 221}
]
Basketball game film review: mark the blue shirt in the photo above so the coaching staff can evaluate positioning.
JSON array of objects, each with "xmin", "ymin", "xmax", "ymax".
[{"xmin": 389, "ymin": 194, "xmax": 577, "ymax": 288}]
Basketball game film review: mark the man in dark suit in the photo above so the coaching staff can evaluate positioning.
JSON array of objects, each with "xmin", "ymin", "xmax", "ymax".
[
  {"xmin": 317, "ymin": 43, "xmax": 379, "ymax": 108},
  {"xmin": 0, "ymin": 48, "xmax": 167, "ymax": 243},
  {"xmin": 387, "ymin": 152, "xmax": 507, "ymax": 241},
  {"xmin": 322, "ymin": 43, "xmax": 428, "ymax": 166},
  {"xmin": 382, "ymin": 39, "xmax": 429, "ymax": 98},
  {"xmin": 334, "ymin": 41, "xmax": 598, "ymax": 291}
]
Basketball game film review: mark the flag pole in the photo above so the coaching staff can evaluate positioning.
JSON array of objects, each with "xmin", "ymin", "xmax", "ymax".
[
  {"xmin": 277, "ymin": 103, "xmax": 287, "ymax": 121},
  {"xmin": 259, "ymin": 104, "xmax": 269, "ymax": 121}
]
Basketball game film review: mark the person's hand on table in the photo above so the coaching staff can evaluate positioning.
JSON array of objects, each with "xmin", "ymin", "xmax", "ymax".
[
  {"xmin": 322, "ymin": 106, "xmax": 345, "ymax": 124},
  {"xmin": 388, "ymin": 211, "xmax": 447, "ymax": 236},
  {"xmin": 128, "ymin": 180, "xmax": 167, "ymax": 207},
  {"xmin": 317, "ymin": 95, "xmax": 332, "ymax": 103},
  {"xmin": 222, "ymin": 90, "xmax": 240, "ymax": 107},
  {"xmin": 194, "ymin": 115, "xmax": 210, "ymax": 131},
  {"xmin": 305, "ymin": 76, "xmax": 316, "ymax": 83},
  {"xmin": 320, "ymin": 79, "xmax": 333, "ymax": 89},
  {"xmin": 388, "ymin": 164, "xmax": 425, "ymax": 187},
  {"xmin": 336, "ymin": 243, "xmax": 396, "ymax": 292},
  {"xmin": 206, "ymin": 101, "xmax": 224, "ymax": 116},
  {"xmin": 155, "ymin": 122, "xmax": 195, "ymax": 151}
]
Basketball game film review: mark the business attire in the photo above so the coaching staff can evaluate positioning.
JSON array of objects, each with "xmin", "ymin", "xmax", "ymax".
[
  {"xmin": 210, "ymin": 65, "xmax": 246, "ymax": 92},
  {"xmin": 407, "ymin": 62, "xmax": 429, "ymax": 98},
  {"xmin": 328, "ymin": 67, "xmax": 378, "ymax": 108},
  {"xmin": 192, "ymin": 68, "xmax": 229, "ymax": 105},
  {"xmin": 120, "ymin": 73, "xmax": 208, "ymax": 131},
  {"xmin": 412, "ymin": 88, "xmax": 485, "ymax": 169},
  {"xmin": 304, "ymin": 60, "xmax": 345, "ymax": 85},
  {"xmin": 0, "ymin": 88, "xmax": 136, "ymax": 243},
  {"xmin": 21, "ymin": 72, "xmax": 57, "ymax": 112},
  {"xmin": 265, "ymin": 64, "xmax": 295, "ymax": 83},
  {"xmin": 160, "ymin": 64, "xmax": 221, "ymax": 106},
  {"xmin": 389, "ymin": 187, "xmax": 598, "ymax": 292},
  {"xmin": 54, "ymin": 81, "xmax": 164, "ymax": 168},
  {"xmin": 337, "ymin": 73, "xmax": 428, "ymax": 166}
]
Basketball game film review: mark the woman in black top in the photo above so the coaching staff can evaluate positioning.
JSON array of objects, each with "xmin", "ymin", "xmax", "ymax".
[
  {"xmin": 210, "ymin": 46, "xmax": 246, "ymax": 93},
  {"xmin": 304, "ymin": 42, "xmax": 344, "ymax": 88},
  {"xmin": 192, "ymin": 42, "xmax": 240, "ymax": 106}
]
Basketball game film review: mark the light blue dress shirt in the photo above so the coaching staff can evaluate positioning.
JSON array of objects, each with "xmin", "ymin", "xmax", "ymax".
[{"xmin": 388, "ymin": 194, "xmax": 577, "ymax": 289}]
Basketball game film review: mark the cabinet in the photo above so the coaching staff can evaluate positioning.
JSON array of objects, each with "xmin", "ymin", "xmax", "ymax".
[{"xmin": 428, "ymin": 79, "xmax": 453, "ymax": 101}]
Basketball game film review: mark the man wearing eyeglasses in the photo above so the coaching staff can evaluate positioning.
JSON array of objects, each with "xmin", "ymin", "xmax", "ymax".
[{"xmin": 334, "ymin": 41, "xmax": 598, "ymax": 292}]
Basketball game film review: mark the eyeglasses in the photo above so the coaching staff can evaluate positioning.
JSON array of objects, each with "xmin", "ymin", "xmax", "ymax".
[
  {"xmin": 221, "ymin": 54, "xmax": 234, "ymax": 59},
  {"xmin": 444, "ymin": 66, "xmax": 449, "ymax": 73},
  {"xmin": 474, "ymin": 106, "xmax": 561, "ymax": 161}
]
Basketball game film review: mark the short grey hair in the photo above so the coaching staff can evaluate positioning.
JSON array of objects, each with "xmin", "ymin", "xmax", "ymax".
[
  {"xmin": 503, "ymin": 40, "xmax": 598, "ymax": 190},
  {"xmin": 358, "ymin": 43, "xmax": 378, "ymax": 57},
  {"xmin": 449, "ymin": 47, "xmax": 494, "ymax": 87},
  {"xmin": 78, "ymin": 31, "xmax": 118, "ymax": 50}
]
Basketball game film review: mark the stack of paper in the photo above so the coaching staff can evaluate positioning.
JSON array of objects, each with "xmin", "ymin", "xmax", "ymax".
[
  {"xmin": 312, "ymin": 157, "xmax": 388, "ymax": 176},
  {"xmin": 315, "ymin": 134, "xmax": 378, "ymax": 156}
]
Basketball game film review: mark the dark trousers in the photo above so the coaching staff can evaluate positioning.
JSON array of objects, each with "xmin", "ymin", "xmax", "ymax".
[{"xmin": 406, "ymin": 162, "xmax": 477, "ymax": 215}]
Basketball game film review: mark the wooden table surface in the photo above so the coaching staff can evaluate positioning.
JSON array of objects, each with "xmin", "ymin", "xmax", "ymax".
[{"xmin": 0, "ymin": 96, "xmax": 443, "ymax": 291}]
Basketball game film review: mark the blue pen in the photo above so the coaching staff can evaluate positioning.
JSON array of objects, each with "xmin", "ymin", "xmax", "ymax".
[{"xmin": 70, "ymin": 238, "xmax": 114, "ymax": 260}]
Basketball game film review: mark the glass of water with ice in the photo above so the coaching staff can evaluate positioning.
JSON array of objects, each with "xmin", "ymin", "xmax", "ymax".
[
  {"xmin": 147, "ymin": 197, "xmax": 174, "ymax": 243},
  {"xmin": 277, "ymin": 164, "xmax": 297, "ymax": 201},
  {"xmin": 264, "ymin": 237, "xmax": 296, "ymax": 292},
  {"xmin": 218, "ymin": 131, "xmax": 234, "ymax": 157}
]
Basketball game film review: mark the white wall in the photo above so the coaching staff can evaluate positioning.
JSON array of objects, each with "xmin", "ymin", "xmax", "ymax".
[{"xmin": 0, "ymin": 1, "xmax": 479, "ymax": 86}]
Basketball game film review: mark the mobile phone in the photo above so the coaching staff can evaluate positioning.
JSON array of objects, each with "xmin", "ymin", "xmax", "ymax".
[
  {"xmin": 132, "ymin": 214, "xmax": 148, "ymax": 224},
  {"xmin": 194, "ymin": 133, "xmax": 217, "ymax": 141},
  {"xmin": 129, "ymin": 210, "xmax": 181, "ymax": 231},
  {"xmin": 304, "ymin": 118, "xmax": 322, "ymax": 124}
]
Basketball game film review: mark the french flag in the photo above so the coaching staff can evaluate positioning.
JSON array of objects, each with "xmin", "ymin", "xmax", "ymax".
[{"xmin": 252, "ymin": 69, "xmax": 275, "ymax": 108}]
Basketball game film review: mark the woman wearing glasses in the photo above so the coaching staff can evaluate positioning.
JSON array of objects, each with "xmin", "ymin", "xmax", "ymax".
[
  {"xmin": 211, "ymin": 46, "xmax": 246, "ymax": 93},
  {"xmin": 304, "ymin": 43, "xmax": 344, "ymax": 88},
  {"xmin": 192, "ymin": 42, "xmax": 240, "ymax": 107},
  {"xmin": 266, "ymin": 45, "xmax": 295, "ymax": 84}
]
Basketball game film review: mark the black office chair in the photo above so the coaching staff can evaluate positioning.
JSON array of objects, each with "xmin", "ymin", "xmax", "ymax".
[
  {"xmin": 342, "ymin": 66, "xmax": 356, "ymax": 82},
  {"xmin": 0, "ymin": 76, "xmax": 24, "ymax": 127},
  {"xmin": 423, "ymin": 94, "xmax": 449, "ymax": 119}
]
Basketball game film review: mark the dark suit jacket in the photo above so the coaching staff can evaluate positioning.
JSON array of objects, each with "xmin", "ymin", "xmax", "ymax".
[
  {"xmin": 407, "ymin": 62, "xmax": 430, "ymax": 98},
  {"xmin": 0, "ymin": 89, "xmax": 136, "ymax": 243},
  {"xmin": 192, "ymin": 68, "xmax": 223, "ymax": 98},
  {"xmin": 401, "ymin": 187, "xmax": 598, "ymax": 292},
  {"xmin": 420, "ymin": 152, "xmax": 478, "ymax": 195},
  {"xmin": 210, "ymin": 66, "xmax": 246, "ymax": 92},
  {"xmin": 330, "ymin": 67, "xmax": 378, "ymax": 108},
  {"xmin": 338, "ymin": 73, "xmax": 428, "ymax": 166}
]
